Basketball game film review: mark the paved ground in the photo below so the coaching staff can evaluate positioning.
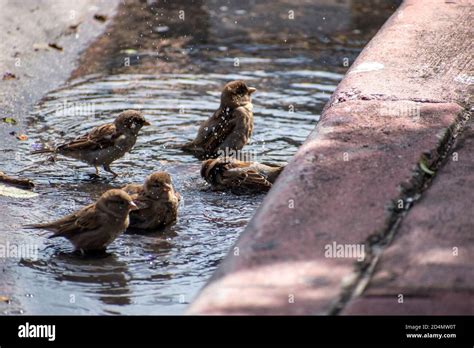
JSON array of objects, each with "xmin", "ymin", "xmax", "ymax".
[
  {"xmin": 0, "ymin": 0, "xmax": 119, "ymax": 313},
  {"xmin": 0, "ymin": 0, "xmax": 119, "ymax": 149},
  {"xmin": 188, "ymin": 0, "xmax": 473, "ymax": 314}
]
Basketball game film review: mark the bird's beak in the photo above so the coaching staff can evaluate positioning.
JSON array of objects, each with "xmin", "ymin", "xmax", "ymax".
[
  {"xmin": 129, "ymin": 201, "xmax": 139, "ymax": 210},
  {"xmin": 248, "ymin": 87, "xmax": 257, "ymax": 94},
  {"xmin": 143, "ymin": 120, "xmax": 151, "ymax": 126}
]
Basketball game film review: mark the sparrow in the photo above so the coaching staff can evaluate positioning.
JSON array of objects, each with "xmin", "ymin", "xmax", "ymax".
[
  {"xmin": 180, "ymin": 80, "xmax": 256, "ymax": 159},
  {"xmin": 25, "ymin": 189, "xmax": 137, "ymax": 252},
  {"xmin": 32, "ymin": 110, "xmax": 150, "ymax": 177},
  {"xmin": 122, "ymin": 172, "xmax": 180, "ymax": 231},
  {"xmin": 201, "ymin": 157, "xmax": 285, "ymax": 194}
]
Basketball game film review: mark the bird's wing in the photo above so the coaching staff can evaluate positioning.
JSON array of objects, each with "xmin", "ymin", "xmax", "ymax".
[
  {"xmin": 53, "ymin": 205, "xmax": 101, "ymax": 237},
  {"xmin": 27, "ymin": 204, "xmax": 101, "ymax": 238},
  {"xmin": 132, "ymin": 194, "xmax": 153, "ymax": 210},
  {"xmin": 198, "ymin": 109, "xmax": 236, "ymax": 154},
  {"xmin": 222, "ymin": 167, "xmax": 272, "ymax": 191},
  {"xmin": 128, "ymin": 196, "xmax": 155, "ymax": 227},
  {"xmin": 215, "ymin": 107, "xmax": 252, "ymax": 152},
  {"xmin": 57, "ymin": 123, "xmax": 120, "ymax": 152},
  {"xmin": 71, "ymin": 206, "xmax": 103, "ymax": 234}
]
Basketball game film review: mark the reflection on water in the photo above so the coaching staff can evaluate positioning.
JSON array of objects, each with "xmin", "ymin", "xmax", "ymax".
[{"xmin": 0, "ymin": 0, "xmax": 399, "ymax": 314}]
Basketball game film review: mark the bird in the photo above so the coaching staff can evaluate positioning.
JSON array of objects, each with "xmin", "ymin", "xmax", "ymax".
[
  {"xmin": 25, "ymin": 189, "xmax": 137, "ymax": 253},
  {"xmin": 179, "ymin": 80, "xmax": 256, "ymax": 159},
  {"xmin": 122, "ymin": 171, "xmax": 180, "ymax": 231},
  {"xmin": 32, "ymin": 110, "xmax": 150, "ymax": 177},
  {"xmin": 200, "ymin": 157, "xmax": 285, "ymax": 194}
]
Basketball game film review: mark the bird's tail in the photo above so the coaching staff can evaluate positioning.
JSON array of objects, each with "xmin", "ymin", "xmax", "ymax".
[
  {"xmin": 166, "ymin": 141, "xmax": 194, "ymax": 150},
  {"xmin": 24, "ymin": 220, "xmax": 57, "ymax": 230},
  {"xmin": 24, "ymin": 223, "xmax": 59, "ymax": 238},
  {"xmin": 263, "ymin": 162, "xmax": 286, "ymax": 183},
  {"xmin": 261, "ymin": 161, "xmax": 287, "ymax": 168},
  {"xmin": 23, "ymin": 220, "xmax": 53, "ymax": 229},
  {"xmin": 31, "ymin": 146, "xmax": 55, "ymax": 155},
  {"xmin": 23, "ymin": 223, "xmax": 43, "ymax": 230},
  {"xmin": 275, "ymin": 165, "xmax": 285, "ymax": 176}
]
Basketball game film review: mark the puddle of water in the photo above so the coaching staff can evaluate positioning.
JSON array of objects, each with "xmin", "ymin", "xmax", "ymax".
[
  {"xmin": 14, "ymin": 70, "xmax": 330, "ymax": 314},
  {"xmin": 0, "ymin": 0, "xmax": 399, "ymax": 314}
]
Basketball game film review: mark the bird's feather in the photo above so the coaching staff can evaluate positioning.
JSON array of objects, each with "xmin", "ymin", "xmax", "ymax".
[{"xmin": 57, "ymin": 124, "xmax": 120, "ymax": 152}]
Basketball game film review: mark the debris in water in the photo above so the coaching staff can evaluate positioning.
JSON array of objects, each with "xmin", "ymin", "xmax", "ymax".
[
  {"xmin": 2, "ymin": 72, "xmax": 17, "ymax": 80},
  {"xmin": 33, "ymin": 42, "xmax": 50, "ymax": 51},
  {"xmin": 0, "ymin": 296, "xmax": 10, "ymax": 303},
  {"xmin": 69, "ymin": 23, "xmax": 81, "ymax": 31},
  {"xmin": 0, "ymin": 171, "xmax": 35, "ymax": 189},
  {"xmin": 48, "ymin": 43, "xmax": 63, "ymax": 51},
  {"xmin": 1, "ymin": 117, "xmax": 17, "ymax": 125},
  {"xmin": 94, "ymin": 14, "xmax": 107, "ymax": 22},
  {"xmin": 16, "ymin": 134, "xmax": 29, "ymax": 141}
]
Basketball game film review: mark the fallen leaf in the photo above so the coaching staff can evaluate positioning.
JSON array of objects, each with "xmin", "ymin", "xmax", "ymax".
[
  {"xmin": 419, "ymin": 160, "xmax": 435, "ymax": 175},
  {"xmin": 120, "ymin": 48, "xmax": 138, "ymax": 55},
  {"xmin": 1, "ymin": 117, "xmax": 17, "ymax": 125},
  {"xmin": 0, "ymin": 184, "xmax": 38, "ymax": 198},
  {"xmin": 94, "ymin": 14, "xmax": 107, "ymax": 22},
  {"xmin": 16, "ymin": 134, "xmax": 28, "ymax": 141},
  {"xmin": 33, "ymin": 42, "xmax": 50, "ymax": 51},
  {"xmin": 2, "ymin": 72, "xmax": 17, "ymax": 80},
  {"xmin": 69, "ymin": 23, "xmax": 81, "ymax": 30},
  {"xmin": 48, "ymin": 43, "xmax": 63, "ymax": 51},
  {"xmin": 0, "ymin": 296, "xmax": 10, "ymax": 303}
]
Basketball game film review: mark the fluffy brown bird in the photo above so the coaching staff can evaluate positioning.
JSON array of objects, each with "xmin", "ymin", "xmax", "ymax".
[
  {"xmin": 180, "ymin": 80, "xmax": 256, "ymax": 159},
  {"xmin": 25, "ymin": 189, "xmax": 137, "ymax": 252},
  {"xmin": 122, "ymin": 172, "xmax": 180, "ymax": 231},
  {"xmin": 201, "ymin": 157, "xmax": 284, "ymax": 194},
  {"xmin": 32, "ymin": 110, "xmax": 150, "ymax": 177}
]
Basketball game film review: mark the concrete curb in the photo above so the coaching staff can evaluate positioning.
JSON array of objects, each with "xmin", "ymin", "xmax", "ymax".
[
  {"xmin": 187, "ymin": 0, "xmax": 473, "ymax": 314},
  {"xmin": 342, "ymin": 116, "xmax": 474, "ymax": 315}
]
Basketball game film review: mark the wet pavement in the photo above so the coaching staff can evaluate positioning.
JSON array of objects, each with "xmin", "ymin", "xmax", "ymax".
[{"xmin": 0, "ymin": 0, "xmax": 399, "ymax": 314}]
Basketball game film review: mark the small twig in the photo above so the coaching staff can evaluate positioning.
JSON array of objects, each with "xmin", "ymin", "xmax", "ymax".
[{"xmin": 0, "ymin": 171, "xmax": 34, "ymax": 189}]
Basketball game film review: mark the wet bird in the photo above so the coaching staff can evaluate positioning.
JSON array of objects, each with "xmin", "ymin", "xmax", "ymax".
[
  {"xmin": 122, "ymin": 172, "xmax": 180, "ymax": 231},
  {"xmin": 180, "ymin": 80, "xmax": 256, "ymax": 159},
  {"xmin": 201, "ymin": 157, "xmax": 284, "ymax": 194},
  {"xmin": 32, "ymin": 110, "xmax": 150, "ymax": 177},
  {"xmin": 25, "ymin": 189, "xmax": 137, "ymax": 252}
]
